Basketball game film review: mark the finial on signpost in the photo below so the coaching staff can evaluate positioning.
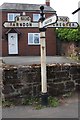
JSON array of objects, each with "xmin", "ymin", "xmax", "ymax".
[{"xmin": 40, "ymin": 6, "xmax": 45, "ymax": 21}]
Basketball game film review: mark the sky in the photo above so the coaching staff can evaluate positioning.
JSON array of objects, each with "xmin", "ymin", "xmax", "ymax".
[{"xmin": 0, "ymin": 0, "xmax": 79, "ymax": 22}]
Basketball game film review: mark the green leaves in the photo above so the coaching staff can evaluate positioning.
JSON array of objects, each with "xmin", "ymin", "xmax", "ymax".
[
  {"xmin": 48, "ymin": 96, "xmax": 59, "ymax": 107},
  {"xmin": 56, "ymin": 26, "xmax": 80, "ymax": 41}
]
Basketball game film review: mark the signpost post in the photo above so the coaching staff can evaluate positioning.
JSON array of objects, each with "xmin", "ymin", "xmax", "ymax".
[
  {"xmin": 38, "ymin": 6, "xmax": 57, "ymax": 106},
  {"xmin": 38, "ymin": 6, "xmax": 47, "ymax": 106}
]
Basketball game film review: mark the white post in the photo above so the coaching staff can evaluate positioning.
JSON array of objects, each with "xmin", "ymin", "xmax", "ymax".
[
  {"xmin": 39, "ymin": 15, "xmax": 48, "ymax": 106},
  {"xmin": 40, "ymin": 31, "xmax": 47, "ymax": 93}
]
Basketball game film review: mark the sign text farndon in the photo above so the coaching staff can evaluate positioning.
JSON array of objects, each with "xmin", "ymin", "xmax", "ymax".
[
  {"xmin": 3, "ymin": 15, "xmax": 32, "ymax": 27},
  {"xmin": 4, "ymin": 22, "xmax": 32, "ymax": 27}
]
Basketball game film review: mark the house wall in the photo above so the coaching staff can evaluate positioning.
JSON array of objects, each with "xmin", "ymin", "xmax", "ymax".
[
  {"xmin": 1, "ymin": 10, "xmax": 56, "ymax": 56},
  {"xmin": 78, "ymin": 1, "xmax": 80, "ymax": 24}
]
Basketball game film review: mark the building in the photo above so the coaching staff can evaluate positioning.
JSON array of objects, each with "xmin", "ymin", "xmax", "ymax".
[
  {"xmin": 72, "ymin": 1, "xmax": 80, "ymax": 24},
  {"xmin": 0, "ymin": 0, "xmax": 57, "ymax": 56},
  {"xmin": 78, "ymin": 1, "xmax": 80, "ymax": 24}
]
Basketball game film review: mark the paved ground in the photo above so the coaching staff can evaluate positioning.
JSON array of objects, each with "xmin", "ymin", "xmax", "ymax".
[
  {"xmin": 0, "ymin": 106, "xmax": 2, "ymax": 120},
  {"xmin": 1, "ymin": 56, "xmax": 80, "ymax": 65},
  {"xmin": 2, "ymin": 92, "xmax": 79, "ymax": 118}
]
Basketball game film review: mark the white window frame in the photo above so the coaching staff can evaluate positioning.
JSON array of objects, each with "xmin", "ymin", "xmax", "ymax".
[
  {"xmin": 8, "ymin": 13, "xmax": 20, "ymax": 21},
  {"xmin": 28, "ymin": 33, "xmax": 40, "ymax": 45},
  {"xmin": 33, "ymin": 14, "xmax": 40, "ymax": 22}
]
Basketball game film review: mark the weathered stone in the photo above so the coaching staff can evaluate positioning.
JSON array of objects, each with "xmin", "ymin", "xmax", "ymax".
[
  {"xmin": 62, "ymin": 64, "xmax": 70, "ymax": 70},
  {"xmin": 47, "ymin": 71, "xmax": 54, "ymax": 79},
  {"xmin": 2, "ymin": 63, "xmax": 80, "ymax": 100},
  {"xmin": 70, "ymin": 66, "xmax": 78, "ymax": 74},
  {"xmin": 76, "ymin": 85, "xmax": 80, "ymax": 91},
  {"xmin": 77, "ymin": 66, "xmax": 80, "ymax": 74},
  {"xmin": 53, "ymin": 77, "xmax": 71, "ymax": 83},
  {"xmin": 48, "ymin": 83, "xmax": 64, "ymax": 96},
  {"xmin": 76, "ymin": 79, "xmax": 80, "ymax": 84},
  {"xmin": 72, "ymin": 74, "xmax": 80, "ymax": 80},
  {"xmin": 13, "ymin": 83, "xmax": 24, "ymax": 89},
  {"xmin": 47, "ymin": 78, "xmax": 54, "ymax": 82},
  {"xmin": 65, "ymin": 81, "xmax": 75, "ymax": 91},
  {"xmin": 53, "ymin": 64, "xmax": 62, "ymax": 71},
  {"xmin": 2, "ymin": 85, "xmax": 15, "ymax": 94},
  {"xmin": 54, "ymin": 71, "xmax": 69, "ymax": 78},
  {"xmin": 3, "ymin": 69, "xmax": 17, "ymax": 80},
  {"xmin": 21, "ymin": 87, "xmax": 32, "ymax": 95},
  {"xmin": 3, "ymin": 79, "xmax": 21, "ymax": 85}
]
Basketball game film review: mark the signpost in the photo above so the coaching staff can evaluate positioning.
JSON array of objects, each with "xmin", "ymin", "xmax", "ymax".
[
  {"xmin": 57, "ymin": 16, "xmax": 69, "ymax": 22},
  {"xmin": 3, "ymin": 15, "xmax": 32, "ymax": 28},
  {"xmin": 38, "ymin": 6, "xmax": 57, "ymax": 106},
  {"xmin": 3, "ymin": 15, "xmax": 78, "ymax": 28},
  {"xmin": 42, "ymin": 14, "xmax": 57, "ymax": 27},
  {"xmin": 48, "ymin": 22, "xmax": 79, "ymax": 28},
  {"xmin": 38, "ymin": 6, "xmax": 79, "ymax": 106}
]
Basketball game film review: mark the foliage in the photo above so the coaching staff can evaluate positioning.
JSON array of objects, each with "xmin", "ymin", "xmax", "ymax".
[
  {"xmin": 48, "ymin": 96, "xmax": 59, "ymax": 107},
  {"xmin": 2, "ymin": 96, "xmax": 59, "ymax": 109},
  {"xmin": 22, "ymin": 97, "xmax": 41, "ymax": 106},
  {"xmin": 56, "ymin": 26, "xmax": 80, "ymax": 41},
  {"xmin": 2, "ymin": 100, "xmax": 13, "ymax": 107}
]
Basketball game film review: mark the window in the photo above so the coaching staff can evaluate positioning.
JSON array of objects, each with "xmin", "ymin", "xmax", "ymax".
[
  {"xmin": 8, "ymin": 13, "xmax": 20, "ymax": 21},
  {"xmin": 33, "ymin": 14, "xmax": 40, "ymax": 21},
  {"xmin": 28, "ymin": 33, "xmax": 40, "ymax": 45}
]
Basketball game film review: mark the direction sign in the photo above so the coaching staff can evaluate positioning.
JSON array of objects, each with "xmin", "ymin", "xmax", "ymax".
[
  {"xmin": 42, "ymin": 14, "xmax": 57, "ymax": 27},
  {"xmin": 3, "ymin": 15, "xmax": 33, "ymax": 28},
  {"xmin": 48, "ymin": 22, "xmax": 79, "ymax": 28},
  {"xmin": 58, "ymin": 16, "xmax": 69, "ymax": 22},
  {"xmin": 3, "ymin": 22, "xmax": 38, "ymax": 28}
]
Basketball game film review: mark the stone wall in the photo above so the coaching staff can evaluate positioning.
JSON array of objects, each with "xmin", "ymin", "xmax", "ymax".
[
  {"xmin": 2, "ymin": 63, "xmax": 80, "ymax": 100},
  {"xmin": 56, "ymin": 40, "xmax": 80, "ymax": 56}
]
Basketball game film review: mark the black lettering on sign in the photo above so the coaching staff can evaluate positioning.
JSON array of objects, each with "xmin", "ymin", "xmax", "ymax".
[
  {"xmin": 13, "ymin": 23, "xmax": 15, "ymax": 26},
  {"xmin": 72, "ymin": 23, "xmax": 74, "ymax": 26},
  {"xmin": 21, "ymin": 16, "xmax": 30, "ymax": 21},
  {"xmin": 69, "ymin": 23, "xmax": 71, "ymax": 27},
  {"xmin": 20, "ymin": 23, "xmax": 22, "ymax": 26},
  {"xmin": 16, "ymin": 23, "xmax": 19, "ymax": 26},
  {"xmin": 45, "ymin": 19, "xmax": 52, "ymax": 25}
]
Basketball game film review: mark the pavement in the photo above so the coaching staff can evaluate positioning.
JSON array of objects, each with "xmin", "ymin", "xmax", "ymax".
[
  {"xmin": 0, "ymin": 106, "xmax": 2, "ymax": 120},
  {"xmin": 1, "ymin": 56, "xmax": 80, "ymax": 65},
  {"xmin": 2, "ymin": 92, "xmax": 79, "ymax": 118}
]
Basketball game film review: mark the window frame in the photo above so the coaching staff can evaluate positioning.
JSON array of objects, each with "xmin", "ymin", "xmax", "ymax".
[
  {"xmin": 33, "ymin": 14, "xmax": 40, "ymax": 22},
  {"xmin": 8, "ymin": 13, "xmax": 20, "ymax": 21},
  {"xmin": 28, "ymin": 33, "xmax": 40, "ymax": 45}
]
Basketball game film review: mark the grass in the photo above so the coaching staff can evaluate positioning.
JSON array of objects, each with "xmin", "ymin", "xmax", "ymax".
[
  {"xmin": 2, "ymin": 100, "xmax": 13, "ymax": 107},
  {"xmin": 48, "ymin": 96, "xmax": 59, "ymax": 107},
  {"xmin": 2, "ymin": 96, "xmax": 59, "ymax": 109}
]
